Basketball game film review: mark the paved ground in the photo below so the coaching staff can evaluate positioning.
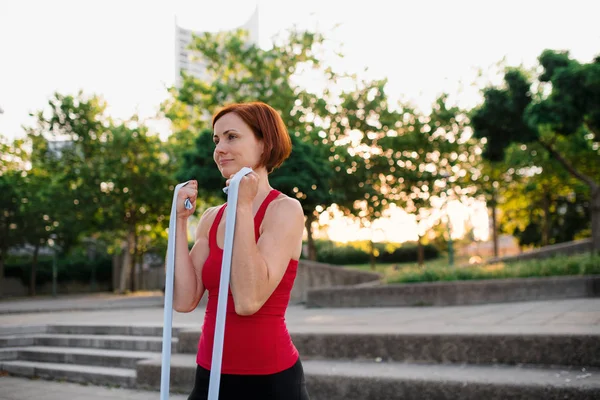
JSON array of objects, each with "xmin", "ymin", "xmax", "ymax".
[
  {"xmin": 0, "ymin": 292, "xmax": 164, "ymax": 315},
  {"xmin": 1, "ymin": 295, "xmax": 599, "ymax": 398},
  {"xmin": 0, "ymin": 376, "xmax": 188, "ymax": 400},
  {"xmin": 1, "ymin": 296, "xmax": 599, "ymax": 334}
]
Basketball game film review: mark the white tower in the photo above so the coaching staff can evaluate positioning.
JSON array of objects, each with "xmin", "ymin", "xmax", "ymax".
[{"xmin": 174, "ymin": 5, "xmax": 259, "ymax": 87}]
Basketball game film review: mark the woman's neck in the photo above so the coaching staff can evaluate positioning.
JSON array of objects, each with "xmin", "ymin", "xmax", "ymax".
[{"xmin": 252, "ymin": 167, "xmax": 273, "ymax": 213}]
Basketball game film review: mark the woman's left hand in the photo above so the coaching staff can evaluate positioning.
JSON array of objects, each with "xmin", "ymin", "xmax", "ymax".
[{"xmin": 226, "ymin": 171, "xmax": 259, "ymax": 207}]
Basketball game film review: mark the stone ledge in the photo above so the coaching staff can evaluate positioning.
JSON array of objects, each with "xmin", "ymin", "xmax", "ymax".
[
  {"xmin": 489, "ymin": 238, "xmax": 594, "ymax": 263},
  {"xmin": 176, "ymin": 330, "xmax": 599, "ymax": 367},
  {"xmin": 135, "ymin": 354, "xmax": 600, "ymax": 400},
  {"xmin": 306, "ymin": 275, "xmax": 600, "ymax": 308},
  {"xmin": 291, "ymin": 260, "xmax": 381, "ymax": 303}
]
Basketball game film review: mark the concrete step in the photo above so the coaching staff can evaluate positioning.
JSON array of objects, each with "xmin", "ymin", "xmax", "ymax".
[
  {"xmin": 177, "ymin": 330, "xmax": 599, "ymax": 368},
  {"xmin": 31, "ymin": 333, "xmax": 177, "ymax": 352},
  {"xmin": 5, "ymin": 346, "xmax": 160, "ymax": 368},
  {"xmin": 0, "ymin": 360, "xmax": 136, "ymax": 388},
  {"xmin": 46, "ymin": 324, "xmax": 169, "ymax": 337},
  {"xmin": 0, "ymin": 335, "xmax": 35, "ymax": 348},
  {"xmin": 137, "ymin": 354, "xmax": 600, "ymax": 400}
]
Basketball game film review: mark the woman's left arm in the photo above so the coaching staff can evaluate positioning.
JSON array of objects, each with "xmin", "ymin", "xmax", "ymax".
[{"xmin": 230, "ymin": 195, "xmax": 304, "ymax": 316}]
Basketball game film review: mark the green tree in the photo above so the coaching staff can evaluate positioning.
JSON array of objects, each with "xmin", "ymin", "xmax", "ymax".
[
  {"xmin": 320, "ymin": 78, "xmax": 399, "ymax": 269},
  {"xmin": 24, "ymin": 92, "xmax": 174, "ymax": 293},
  {"xmin": 26, "ymin": 92, "xmax": 112, "ymax": 248},
  {"xmin": 16, "ymin": 167, "xmax": 65, "ymax": 296},
  {"xmin": 165, "ymin": 28, "xmax": 344, "ymax": 259},
  {"xmin": 377, "ymin": 95, "xmax": 478, "ymax": 266},
  {"xmin": 20, "ymin": 92, "xmax": 110, "ymax": 295},
  {"xmin": 470, "ymin": 68, "xmax": 537, "ymax": 258},
  {"xmin": 0, "ymin": 137, "xmax": 29, "ymax": 295},
  {"xmin": 471, "ymin": 51, "xmax": 600, "ymax": 253},
  {"xmin": 0, "ymin": 171, "xmax": 24, "ymax": 296},
  {"xmin": 500, "ymin": 141, "xmax": 589, "ymax": 247},
  {"xmin": 98, "ymin": 120, "xmax": 173, "ymax": 292}
]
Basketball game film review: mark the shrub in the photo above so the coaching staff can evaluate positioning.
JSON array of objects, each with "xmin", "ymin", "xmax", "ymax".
[
  {"xmin": 388, "ymin": 253, "xmax": 600, "ymax": 284},
  {"xmin": 4, "ymin": 254, "xmax": 113, "ymax": 287},
  {"xmin": 307, "ymin": 239, "xmax": 440, "ymax": 265}
]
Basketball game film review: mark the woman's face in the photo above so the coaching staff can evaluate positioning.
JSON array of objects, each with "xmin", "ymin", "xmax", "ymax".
[{"xmin": 213, "ymin": 112, "xmax": 264, "ymax": 178}]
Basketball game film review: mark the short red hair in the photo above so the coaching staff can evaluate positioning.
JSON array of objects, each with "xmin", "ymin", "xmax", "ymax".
[{"xmin": 212, "ymin": 102, "xmax": 292, "ymax": 173}]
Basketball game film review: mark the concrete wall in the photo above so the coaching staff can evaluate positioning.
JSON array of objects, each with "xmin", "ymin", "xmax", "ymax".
[
  {"xmin": 457, "ymin": 234, "xmax": 521, "ymax": 258},
  {"xmin": 111, "ymin": 256, "xmax": 380, "ymax": 302},
  {"xmin": 290, "ymin": 260, "xmax": 381, "ymax": 304},
  {"xmin": 306, "ymin": 275, "xmax": 600, "ymax": 308},
  {"xmin": 488, "ymin": 238, "xmax": 593, "ymax": 264},
  {"xmin": 1, "ymin": 258, "xmax": 379, "ymax": 302},
  {"xmin": 150, "ymin": 259, "xmax": 381, "ymax": 304}
]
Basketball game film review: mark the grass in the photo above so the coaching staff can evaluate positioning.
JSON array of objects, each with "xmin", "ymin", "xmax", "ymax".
[
  {"xmin": 344, "ymin": 253, "xmax": 600, "ymax": 284},
  {"xmin": 346, "ymin": 257, "xmax": 469, "ymax": 281}
]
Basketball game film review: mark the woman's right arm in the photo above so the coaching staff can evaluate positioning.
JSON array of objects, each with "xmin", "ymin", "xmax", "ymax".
[{"xmin": 171, "ymin": 180, "xmax": 215, "ymax": 312}]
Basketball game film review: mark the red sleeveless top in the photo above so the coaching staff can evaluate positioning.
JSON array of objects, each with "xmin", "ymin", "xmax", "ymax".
[{"xmin": 196, "ymin": 189, "xmax": 300, "ymax": 374}]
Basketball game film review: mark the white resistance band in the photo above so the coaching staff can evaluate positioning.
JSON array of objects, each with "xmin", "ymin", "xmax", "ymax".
[{"xmin": 160, "ymin": 167, "xmax": 253, "ymax": 400}]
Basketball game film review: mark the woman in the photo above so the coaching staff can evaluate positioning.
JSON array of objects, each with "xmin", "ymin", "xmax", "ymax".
[{"xmin": 172, "ymin": 101, "xmax": 310, "ymax": 399}]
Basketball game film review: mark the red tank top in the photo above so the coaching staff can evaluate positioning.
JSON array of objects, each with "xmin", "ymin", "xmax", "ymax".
[{"xmin": 196, "ymin": 189, "xmax": 300, "ymax": 375}]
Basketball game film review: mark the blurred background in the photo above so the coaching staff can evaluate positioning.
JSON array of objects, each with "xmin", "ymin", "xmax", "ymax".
[{"xmin": 1, "ymin": 0, "xmax": 599, "ymax": 297}]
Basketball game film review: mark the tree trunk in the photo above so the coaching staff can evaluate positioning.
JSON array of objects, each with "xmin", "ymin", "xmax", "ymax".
[
  {"xmin": 542, "ymin": 192, "xmax": 551, "ymax": 247},
  {"xmin": 0, "ymin": 251, "xmax": 5, "ymax": 297},
  {"xmin": 489, "ymin": 169, "xmax": 499, "ymax": 259},
  {"xmin": 118, "ymin": 230, "xmax": 136, "ymax": 294},
  {"xmin": 304, "ymin": 214, "xmax": 317, "ymax": 261},
  {"xmin": 139, "ymin": 251, "xmax": 145, "ymax": 291},
  {"xmin": 417, "ymin": 236, "xmax": 424, "ymax": 267},
  {"xmin": 491, "ymin": 204, "xmax": 499, "ymax": 258},
  {"xmin": 592, "ymin": 187, "xmax": 600, "ymax": 254},
  {"xmin": 129, "ymin": 231, "xmax": 138, "ymax": 292},
  {"xmin": 30, "ymin": 244, "xmax": 40, "ymax": 297},
  {"xmin": 369, "ymin": 240, "xmax": 376, "ymax": 271},
  {"xmin": 539, "ymin": 141, "xmax": 599, "ymax": 253}
]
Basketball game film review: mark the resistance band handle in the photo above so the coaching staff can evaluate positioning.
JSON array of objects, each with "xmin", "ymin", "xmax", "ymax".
[{"xmin": 207, "ymin": 167, "xmax": 253, "ymax": 400}]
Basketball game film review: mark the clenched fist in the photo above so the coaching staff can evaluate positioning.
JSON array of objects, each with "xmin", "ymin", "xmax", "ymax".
[
  {"xmin": 225, "ymin": 171, "xmax": 259, "ymax": 208},
  {"xmin": 177, "ymin": 180, "xmax": 198, "ymax": 220}
]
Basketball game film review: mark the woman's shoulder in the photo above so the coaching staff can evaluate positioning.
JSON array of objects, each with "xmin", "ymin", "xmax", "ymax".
[
  {"xmin": 266, "ymin": 191, "xmax": 304, "ymax": 223},
  {"xmin": 195, "ymin": 204, "xmax": 225, "ymax": 239}
]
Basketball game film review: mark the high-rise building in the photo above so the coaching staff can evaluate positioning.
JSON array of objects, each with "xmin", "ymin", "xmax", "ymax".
[{"xmin": 174, "ymin": 5, "xmax": 259, "ymax": 87}]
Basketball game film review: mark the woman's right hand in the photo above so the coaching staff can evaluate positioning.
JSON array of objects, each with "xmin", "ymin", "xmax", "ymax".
[{"xmin": 176, "ymin": 180, "xmax": 198, "ymax": 220}]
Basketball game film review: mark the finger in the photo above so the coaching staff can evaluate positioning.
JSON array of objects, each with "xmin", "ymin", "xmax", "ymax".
[
  {"xmin": 244, "ymin": 174, "xmax": 257, "ymax": 184},
  {"xmin": 181, "ymin": 187, "xmax": 197, "ymax": 196}
]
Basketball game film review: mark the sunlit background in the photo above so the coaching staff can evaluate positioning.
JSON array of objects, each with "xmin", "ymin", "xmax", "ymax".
[{"xmin": 1, "ymin": 0, "xmax": 598, "ymax": 244}]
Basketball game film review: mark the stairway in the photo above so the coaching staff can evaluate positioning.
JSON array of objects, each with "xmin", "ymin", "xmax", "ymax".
[
  {"xmin": 1, "ymin": 325, "xmax": 600, "ymax": 399},
  {"xmin": 140, "ymin": 329, "xmax": 600, "ymax": 399},
  {"xmin": 0, "ymin": 324, "xmax": 177, "ymax": 388}
]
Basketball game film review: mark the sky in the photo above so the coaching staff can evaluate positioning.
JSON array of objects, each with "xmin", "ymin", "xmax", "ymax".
[{"xmin": 1, "ymin": 0, "xmax": 598, "ymax": 244}]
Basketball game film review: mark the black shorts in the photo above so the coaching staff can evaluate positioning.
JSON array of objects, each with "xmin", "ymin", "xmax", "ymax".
[{"xmin": 187, "ymin": 358, "xmax": 310, "ymax": 400}]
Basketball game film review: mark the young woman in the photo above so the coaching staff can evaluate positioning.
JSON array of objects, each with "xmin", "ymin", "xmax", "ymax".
[{"xmin": 172, "ymin": 101, "xmax": 310, "ymax": 399}]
